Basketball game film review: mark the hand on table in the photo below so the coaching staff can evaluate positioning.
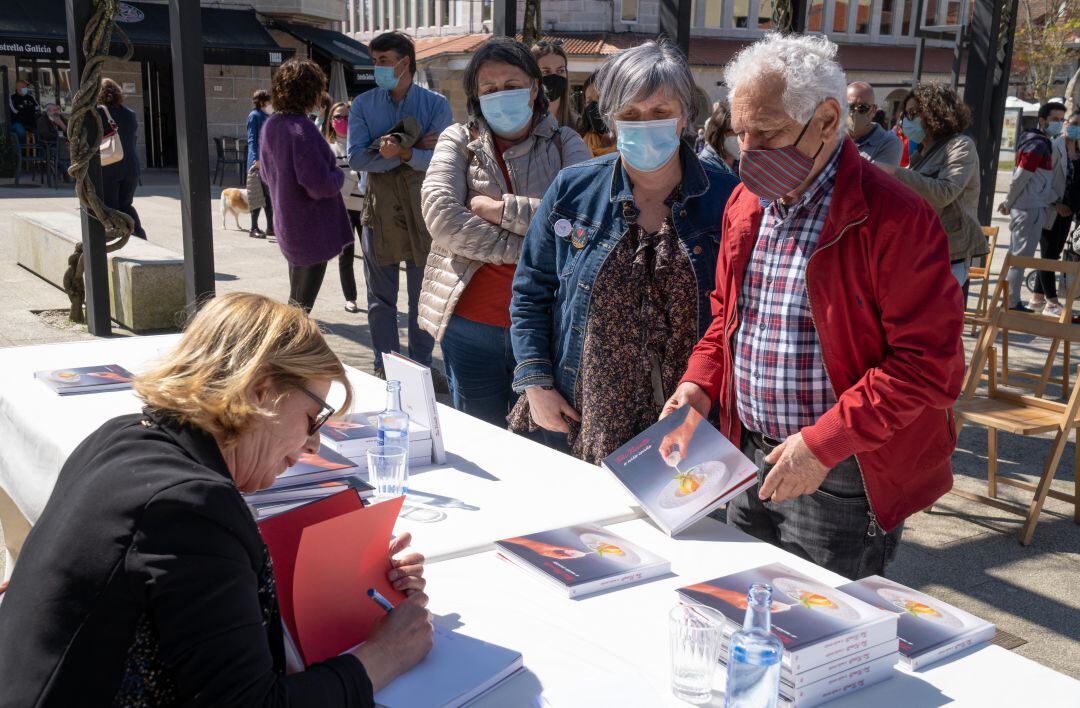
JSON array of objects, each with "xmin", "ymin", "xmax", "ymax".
[
  {"xmin": 525, "ymin": 386, "xmax": 580, "ymax": 433},
  {"xmin": 997, "ymin": 202, "xmax": 1009, "ymax": 216},
  {"xmin": 660, "ymin": 382, "xmax": 711, "ymax": 420},
  {"xmin": 468, "ymin": 194, "xmax": 504, "ymax": 225},
  {"xmin": 387, "ymin": 531, "xmax": 425, "ymax": 596},
  {"xmin": 418, "ymin": 130, "xmax": 440, "ymax": 150},
  {"xmin": 353, "ymin": 591, "xmax": 433, "ymax": 692},
  {"xmin": 759, "ymin": 432, "xmax": 831, "ymax": 503}
]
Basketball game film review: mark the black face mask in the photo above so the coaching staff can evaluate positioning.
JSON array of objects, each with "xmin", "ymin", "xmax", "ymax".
[
  {"xmin": 584, "ymin": 101, "xmax": 607, "ymax": 135},
  {"xmin": 541, "ymin": 74, "xmax": 568, "ymax": 103}
]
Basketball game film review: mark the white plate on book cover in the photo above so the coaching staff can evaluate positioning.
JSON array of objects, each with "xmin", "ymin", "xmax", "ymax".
[
  {"xmin": 772, "ymin": 576, "xmax": 861, "ymax": 621},
  {"xmin": 656, "ymin": 460, "xmax": 731, "ymax": 509},
  {"xmin": 46, "ymin": 370, "xmax": 81, "ymax": 384},
  {"xmin": 877, "ymin": 587, "xmax": 965, "ymax": 629},
  {"xmin": 577, "ymin": 531, "xmax": 642, "ymax": 566}
]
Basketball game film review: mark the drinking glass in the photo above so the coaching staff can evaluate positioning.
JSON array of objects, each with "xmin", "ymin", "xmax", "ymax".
[
  {"xmin": 367, "ymin": 446, "xmax": 408, "ymax": 500},
  {"xmin": 669, "ymin": 603, "xmax": 726, "ymax": 705}
]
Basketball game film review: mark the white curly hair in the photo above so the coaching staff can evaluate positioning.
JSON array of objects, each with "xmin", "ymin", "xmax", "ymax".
[{"xmin": 723, "ymin": 33, "xmax": 848, "ymax": 124}]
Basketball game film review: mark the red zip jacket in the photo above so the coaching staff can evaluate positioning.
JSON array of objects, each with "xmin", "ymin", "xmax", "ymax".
[{"xmin": 681, "ymin": 138, "xmax": 965, "ymax": 532}]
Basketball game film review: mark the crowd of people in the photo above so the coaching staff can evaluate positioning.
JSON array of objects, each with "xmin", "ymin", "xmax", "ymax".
[{"xmin": 3, "ymin": 27, "xmax": 1079, "ymax": 705}]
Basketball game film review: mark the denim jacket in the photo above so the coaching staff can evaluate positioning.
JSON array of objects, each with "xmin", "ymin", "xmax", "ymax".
[{"xmin": 510, "ymin": 143, "xmax": 739, "ymax": 406}]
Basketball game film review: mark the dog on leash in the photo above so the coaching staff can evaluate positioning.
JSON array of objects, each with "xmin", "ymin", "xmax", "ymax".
[{"xmin": 220, "ymin": 188, "xmax": 251, "ymax": 230}]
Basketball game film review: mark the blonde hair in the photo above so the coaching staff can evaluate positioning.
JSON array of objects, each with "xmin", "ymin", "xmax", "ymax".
[{"xmin": 134, "ymin": 293, "xmax": 353, "ymax": 446}]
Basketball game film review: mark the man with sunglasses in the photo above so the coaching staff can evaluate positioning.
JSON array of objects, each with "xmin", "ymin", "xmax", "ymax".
[{"xmin": 847, "ymin": 81, "xmax": 902, "ymax": 167}]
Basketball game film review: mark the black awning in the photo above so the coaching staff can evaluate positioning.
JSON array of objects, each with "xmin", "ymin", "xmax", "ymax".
[
  {"xmin": 274, "ymin": 21, "xmax": 373, "ymax": 70},
  {"xmin": 0, "ymin": 0, "xmax": 291, "ymax": 67}
]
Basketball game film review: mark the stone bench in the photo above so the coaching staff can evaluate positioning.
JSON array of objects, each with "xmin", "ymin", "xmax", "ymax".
[{"xmin": 14, "ymin": 212, "xmax": 186, "ymax": 332}]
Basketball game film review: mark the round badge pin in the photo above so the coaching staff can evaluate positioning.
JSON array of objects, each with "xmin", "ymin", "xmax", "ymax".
[{"xmin": 553, "ymin": 219, "xmax": 572, "ymax": 238}]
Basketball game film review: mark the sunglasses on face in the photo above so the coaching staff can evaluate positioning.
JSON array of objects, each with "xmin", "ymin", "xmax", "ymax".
[
  {"xmin": 299, "ymin": 387, "xmax": 336, "ymax": 436},
  {"xmin": 848, "ymin": 103, "xmax": 873, "ymax": 115}
]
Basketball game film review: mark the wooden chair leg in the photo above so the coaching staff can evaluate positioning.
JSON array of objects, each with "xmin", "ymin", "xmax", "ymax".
[
  {"xmin": 988, "ymin": 428, "xmax": 998, "ymax": 499},
  {"xmin": 1065, "ymin": 340, "xmax": 1071, "ymax": 395},
  {"xmin": 1002, "ymin": 329, "xmax": 1010, "ymax": 386},
  {"xmin": 1018, "ymin": 431, "xmax": 1071, "ymax": 545},
  {"xmin": 1075, "ymin": 427, "xmax": 1079, "ymax": 525}
]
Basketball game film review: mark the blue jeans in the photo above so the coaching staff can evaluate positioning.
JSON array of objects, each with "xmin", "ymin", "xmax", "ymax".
[
  {"xmin": 360, "ymin": 225, "xmax": 433, "ymax": 368},
  {"xmin": 11, "ymin": 122, "xmax": 26, "ymax": 142},
  {"xmin": 440, "ymin": 315, "xmax": 517, "ymax": 428}
]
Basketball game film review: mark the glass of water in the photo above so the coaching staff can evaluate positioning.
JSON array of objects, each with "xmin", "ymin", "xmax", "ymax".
[
  {"xmin": 669, "ymin": 603, "xmax": 726, "ymax": 705},
  {"xmin": 367, "ymin": 446, "xmax": 408, "ymax": 500}
]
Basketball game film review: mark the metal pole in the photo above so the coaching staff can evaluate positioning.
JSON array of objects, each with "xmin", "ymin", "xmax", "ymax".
[
  {"xmin": 659, "ymin": 0, "xmax": 692, "ymax": 60},
  {"xmin": 169, "ymin": 0, "xmax": 215, "ymax": 313},
  {"xmin": 66, "ymin": 0, "xmax": 111, "ymax": 336},
  {"xmin": 492, "ymin": 0, "xmax": 517, "ymax": 37},
  {"xmin": 912, "ymin": 0, "xmax": 927, "ymax": 85}
]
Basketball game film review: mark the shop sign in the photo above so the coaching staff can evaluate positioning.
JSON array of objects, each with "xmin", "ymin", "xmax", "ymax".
[{"xmin": 0, "ymin": 40, "xmax": 67, "ymax": 58}]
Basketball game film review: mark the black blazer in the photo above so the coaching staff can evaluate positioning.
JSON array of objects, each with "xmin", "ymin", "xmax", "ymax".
[
  {"xmin": 0, "ymin": 411, "xmax": 373, "ymax": 707},
  {"xmin": 97, "ymin": 103, "xmax": 141, "ymax": 180}
]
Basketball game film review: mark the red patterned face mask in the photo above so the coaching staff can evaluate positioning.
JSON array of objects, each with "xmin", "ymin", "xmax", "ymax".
[{"xmin": 737, "ymin": 118, "xmax": 824, "ymax": 203}]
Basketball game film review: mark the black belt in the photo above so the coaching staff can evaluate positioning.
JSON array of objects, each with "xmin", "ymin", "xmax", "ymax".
[{"xmin": 745, "ymin": 429, "xmax": 783, "ymax": 451}]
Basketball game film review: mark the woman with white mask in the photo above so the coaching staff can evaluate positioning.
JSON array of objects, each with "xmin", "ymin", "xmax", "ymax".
[{"xmin": 419, "ymin": 37, "xmax": 589, "ymax": 429}]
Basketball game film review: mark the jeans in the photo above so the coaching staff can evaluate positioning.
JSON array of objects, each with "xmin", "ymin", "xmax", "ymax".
[
  {"xmin": 1007, "ymin": 207, "xmax": 1046, "ymax": 306},
  {"xmin": 11, "ymin": 122, "xmax": 26, "ymax": 142},
  {"xmin": 360, "ymin": 225, "xmax": 433, "ymax": 369},
  {"xmin": 949, "ymin": 258, "xmax": 970, "ymax": 288},
  {"xmin": 288, "ymin": 261, "xmax": 327, "ymax": 313},
  {"xmin": 726, "ymin": 430, "xmax": 903, "ymax": 580},
  {"xmin": 440, "ymin": 315, "xmax": 516, "ymax": 428},
  {"xmin": 102, "ymin": 174, "xmax": 146, "ymax": 239},
  {"xmin": 1033, "ymin": 215, "xmax": 1071, "ymax": 299}
]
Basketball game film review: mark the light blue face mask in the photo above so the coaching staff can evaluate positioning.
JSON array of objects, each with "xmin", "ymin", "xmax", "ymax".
[
  {"xmin": 901, "ymin": 116, "xmax": 926, "ymax": 145},
  {"xmin": 1068, "ymin": 125, "xmax": 1080, "ymax": 141},
  {"xmin": 374, "ymin": 61, "xmax": 402, "ymax": 91},
  {"xmin": 479, "ymin": 88, "xmax": 534, "ymax": 137},
  {"xmin": 1046, "ymin": 120, "xmax": 1064, "ymax": 137},
  {"xmin": 615, "ymin": 117, "xmax": 681, "ymax": 172}
]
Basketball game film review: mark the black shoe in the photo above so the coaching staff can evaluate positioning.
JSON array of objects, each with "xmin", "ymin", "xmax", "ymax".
[
  {"xmin": 248, "ymin": 228, "xmax": 266, "ymax": 239},
  {"xmin": 344, "ymin": 301, "xmax": 360, "ymax": 313},
  {"xmin": 373, "ymin": 366, "xmax": 386, "ymax": 381}
]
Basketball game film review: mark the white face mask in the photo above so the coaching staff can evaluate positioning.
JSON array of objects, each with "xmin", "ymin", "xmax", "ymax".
[
  {"xmin": 724, "ymin": 134, "xmax": 741, "ymax": 160},
  {"xmin": 262, "ymin": 105, "xmax": 273, "ymax": 115}
]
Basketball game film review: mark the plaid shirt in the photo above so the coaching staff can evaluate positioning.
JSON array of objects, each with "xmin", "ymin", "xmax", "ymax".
[{"xmin": 733, "ymin": 146, "xmax": 842, "ymax": 439}]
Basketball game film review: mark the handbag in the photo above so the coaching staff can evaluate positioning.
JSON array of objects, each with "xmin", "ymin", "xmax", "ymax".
[{"xmin": 98, "ymin": 105, "xmax": 124, "ymax": 167}]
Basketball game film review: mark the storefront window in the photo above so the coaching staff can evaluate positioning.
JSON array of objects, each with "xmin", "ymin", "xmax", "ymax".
[
  {"xmin": 880, "ymin": 0, "xmax": 894, "ymax": 34},
  {"xmin": 902, "ymin": 0, "xmax": 914, "ymax": 33},
  {"xmin": 734, "ymin": 0, "xmax": 749, "ymax": 28},
  {"xmin": 15, "ymin": 59, "xmax": 72, "ymax": 114},
  {"xmin": 702, "ymin": 0, "xmax": 723, "ymax": 27},
  {"xmin": 856, "ymin": 0, "xmax": 872, "ymax": 32},
  {"xmin": 807, "ymin": 0, "xmax": 825, "ymax": 31},
  {"xmin": 482, "ymin": 0, "xmax": 491, "ymax": 22},
  {"xmin": 832, "ymin": 0, "xmax": 848, "ymax": 32},
  {"xmin": 759, "ymin": 0, "xmax": 775, "ymax": 28}
]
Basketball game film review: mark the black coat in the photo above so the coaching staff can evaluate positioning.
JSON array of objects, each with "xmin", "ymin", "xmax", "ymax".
[
  {"xmin": 0, "ymin": 411, "xmax": 374, "ymax": 707},
  {"xmin": 97, "ymin": 103, "xmax": 141, "ymax": 180}
]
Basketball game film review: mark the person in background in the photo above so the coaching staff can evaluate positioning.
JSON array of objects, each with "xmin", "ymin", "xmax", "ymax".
[
  {"xmin": 348, "ymin": 31, "xmax": 453, "ymax": 378},
  {"xmin": 694, "ymin": 127, "xmax": 706, "ymax": 153},
  {"xmin": 664, "ymin": 34, "xmax": 963, "ymax": 580},
  {"xmin": 699, "ymin": 101, "xmax": 739, "ymax": 175},
  {"xmin": 576, "ymin": 70, "xmax": 615, "ymax": 157},
  {"xmin": 998, "ymin": 101, "xmax": 1066, "ymax": 311},
  {"xmin": 246, "ymin": 89, "xmax": 275, "ymax": 239},
  {"xmin": 259, "ymin": 59, "xmax": 351, "ymax": 312},
  {"xmin": 98, "ymin": 79, "xmax": 146, "ymax": 239},
  {"xmin": 420, "ymin": 37, "xmax": 590, "ymax": 427},
  {"xmin": 873, "ymin": 108, "xmax": 887, "ymax": 130},
  {"xmin": 0, "ymin": 293, "xmax": 433, "ymax": 704},
  {"xmin": 881, "ymin": 83, "xmax": 987, "ymax": 290},
  {"xmin": 324, "ymin": 100, "xmax": 366, "ymax": 314},
  {"xmin": 8, "ymin": 80, "xmax": 38, "ymax": 142},
  {"xmin": 36, "ymin": 103, "xmax": 66, "ymax": 141},
  {"xmin": 532, "ymin": 39, "xmax": 578, "ymax": 129},
  {"xmin": 314, "ymin": 91, "xmax": 333, "ymax": 131},
  {"xmin": 1031, "ymin": 110, "xmax": 1080, "ymax": 315},
  {"xmin": 846, "ymin": 81, "xmax": 902, "ymax": 166},
  {"xmin": 510, "ymin": 40, "xmax": 739, "ymax": 462}
]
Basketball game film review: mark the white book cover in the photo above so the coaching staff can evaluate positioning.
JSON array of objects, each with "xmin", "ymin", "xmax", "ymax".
[
  {"xmin": 382, "ymin": 352, "xmax": 446, "ymax": 464},
  {"xmin": 778, "ymin": 651, "xmax": 899, "ymax": 708},
  {"xmin": 721, "ymin": 638, "xmax": 899, "ymax": 689}
]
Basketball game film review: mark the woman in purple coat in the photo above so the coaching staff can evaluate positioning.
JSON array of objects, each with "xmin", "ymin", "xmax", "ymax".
[{"xmin": 259, "ymin": 59, "xmax": 351, "ymax": 312}]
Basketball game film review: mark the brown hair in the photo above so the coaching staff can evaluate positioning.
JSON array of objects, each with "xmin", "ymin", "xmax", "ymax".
[
  {"xmin": 252, "ymin": 89, "xmax": 271, "ymax": 109},
  {"xmin": 531, "ymin": 40, "xmax": 576, "ymax": 127},
  {"xmin": 903, "ymin": 83, "xmax": 972, "ymax": 143},
  {"xmin": 134, "ymin": 292, "xmax": 353, "ymax": 446},
  {"xmin": 100, "ymin": 78, "xmax": 123, "ymax": 106},
  {"xmin": 271, "ymin": 59, "xmax": 327, "ymax": 115},
  {"xmin": 323, "ymin": 100, "xmax": 350, "ymax": 143},
  {"xmin": 704, "ymin": 101, "xmax": 735, "ymax": 162}
]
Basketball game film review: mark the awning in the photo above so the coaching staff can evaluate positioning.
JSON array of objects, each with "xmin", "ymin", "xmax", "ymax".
[
  {"xmin": 274, "ymin": 21, "xmax": 374, "ymax": 71},
  {"xmin": 0, "ymin": 0, "xmax": 292, "ymax": 66}
]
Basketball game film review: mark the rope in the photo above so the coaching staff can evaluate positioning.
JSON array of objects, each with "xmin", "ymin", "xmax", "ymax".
[
  {"xmin": 61, "ymin": 0, "xmax": 135, "ymax": 324},
  {"xmin": 773, "ymin": 0, "xmax": 794, "ymax": 34}
]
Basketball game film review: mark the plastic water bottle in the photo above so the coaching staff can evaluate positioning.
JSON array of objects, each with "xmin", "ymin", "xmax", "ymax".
[
  {"xmin": 724, "ymin": 583, "xmax": 782, "ymax": 708},
  {"xmin": 377, "ymin": 380, "xmax": 410, "ymax": 490}
]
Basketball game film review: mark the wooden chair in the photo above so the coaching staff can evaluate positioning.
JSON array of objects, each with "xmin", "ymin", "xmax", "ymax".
[
  {"xmin": 965, "ymin": 226, "xmax": 1000, "ymax": 336},
  {"xmin": 954, "ymin": 254, "xmax": 1080, "ymax": 545}
]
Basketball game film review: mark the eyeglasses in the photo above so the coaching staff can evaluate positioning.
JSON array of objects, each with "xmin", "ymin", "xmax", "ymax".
[
  {"xmin": 332, "ymin": 114, "xmax": 349, "ymax": 120},
  {"xmin": 848, "ymin": 103, "xmax": 873, "ymax": 115},
  {"xmin": 902, "ymin": 110, "xmax": 919, "ymax": 120},
  {"xmin": 299, "ymin": 387, "xmax": 336, "ymax": 436}
]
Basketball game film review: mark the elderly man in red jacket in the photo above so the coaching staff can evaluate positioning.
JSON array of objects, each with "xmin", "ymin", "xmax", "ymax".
[{"xmin": 663, "ymin": 34, "xmax": 965, "ymax": 579}]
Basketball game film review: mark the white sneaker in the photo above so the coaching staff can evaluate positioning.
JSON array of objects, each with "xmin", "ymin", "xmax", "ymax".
[
  {"xmin": 1044, "ymin": 302, "xmax": 1064, "ymax": 317},
  {"xmin": 1028, "ymin": 299, "xmax": 1047, "ymax": 313}
]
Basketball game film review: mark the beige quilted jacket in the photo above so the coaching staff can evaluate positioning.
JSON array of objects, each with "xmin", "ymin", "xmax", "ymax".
[{"xmin": 419, "ymin": 114, "xmax": 590, "ymax": 340}]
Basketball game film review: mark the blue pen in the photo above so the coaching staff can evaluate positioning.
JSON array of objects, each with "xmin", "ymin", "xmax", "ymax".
[{"xmin": 367, "ymin": 587, "xmax": 395, "ymax": 613}]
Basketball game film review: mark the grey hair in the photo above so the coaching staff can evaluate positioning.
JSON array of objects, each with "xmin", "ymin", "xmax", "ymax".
[
  {"xmin": 595, "ymin": 40, "xmax": 698, "ymax": 130},
  {"xmin": 724, "ymin": 33, "xmax": 847, "ymax": 124}
]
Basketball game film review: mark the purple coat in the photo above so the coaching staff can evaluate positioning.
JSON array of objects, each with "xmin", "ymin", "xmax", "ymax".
[{"xmin": 259, "ymin": 113, "xmax": 350, "ymax": 267}]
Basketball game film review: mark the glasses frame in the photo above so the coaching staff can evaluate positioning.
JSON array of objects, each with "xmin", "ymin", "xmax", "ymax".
[
  {"xmin": 299, "ymin": 387, "xmax": 336, "ymax": 436},
  {"xmin": 848, "ymin": 103, "xmax": 873, "ymax": 115}
]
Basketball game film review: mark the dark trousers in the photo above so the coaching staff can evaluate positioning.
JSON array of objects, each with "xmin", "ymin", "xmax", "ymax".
[
  {"xmin": 360, "ymin": 225, "xmax": 433, "ymax": 369},
  {"xmin": 726, "ymin": 430, "xmax": 903, "ymax": 580},
  {"xmin": 102, "ymin": 174, "xmax": 145, "ymax": 239},
  {"xmin": 440, "ymin": 315, "xmax": 517, "ymax": 428},
  {"xmin": 1034, "ymin": 215, "xmax": 1072, "ymax": 299},
  {"xmin": 339, "ymin": 212, "xmax": 362, "ymax": 303},
  {"xmin": 288, "ymin": 261, "xmax": 327, "ymax": 313},
  {"xmin": 251, "ymin": 183, "xmax": 274, "ymax": 233}
]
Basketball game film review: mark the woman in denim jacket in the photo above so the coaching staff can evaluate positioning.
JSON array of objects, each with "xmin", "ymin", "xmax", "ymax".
[{"xmin": 508, "ymin": 41, "xmax": 739, "ymax": 463}]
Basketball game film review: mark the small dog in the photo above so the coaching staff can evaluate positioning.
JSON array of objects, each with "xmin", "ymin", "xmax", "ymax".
[{"xmin": 220, "ymin": 188, "xmax": 251, "ymax": 230}]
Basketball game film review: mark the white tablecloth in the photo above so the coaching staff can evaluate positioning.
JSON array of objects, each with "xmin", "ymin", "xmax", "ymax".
[
  {"xmin": 0, "ymin": 335, "xmax": 640, "ymax": 562},
  {"xmin": 423, "ymin": 518, "xmax": 1080, "ymax": 707}
]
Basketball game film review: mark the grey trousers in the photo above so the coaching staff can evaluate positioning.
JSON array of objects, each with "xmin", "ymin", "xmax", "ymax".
[
  {"xmin": 359, "ymin": 226, "xmax": 434, "ymax": 369},
  {"xmin": 726, "ymin": 430, "xmax": 903, "ymax": 580},
  {"xmin": 1007, "ymin": 207, "xmax": 1047, "ymax": 306}
]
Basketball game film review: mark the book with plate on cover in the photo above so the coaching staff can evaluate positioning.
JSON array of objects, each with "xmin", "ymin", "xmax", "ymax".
[
  {"xmin": 321, "ymin": 410, "xmax": 432, "ymax": 461},
  {"xmin": 382, "ymin": 352, "xmax": 445, "ymax": 464},
  {"xmin": 34, "ymin": 364, "xmax": 134, "ymax": 395},
  {"xmin": 495, "ymin": 523, "xmax": 669, "ymax": 598},
  {"xmin": 601, "ymin": 404, "xmax": 757, "ymax": 535},
  {"xmin": 839, "ymin": 575, "xmax": 995, "ymax": 669}
]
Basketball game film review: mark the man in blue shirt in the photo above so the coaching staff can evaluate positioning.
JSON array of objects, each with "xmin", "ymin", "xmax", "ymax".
[{"xmin": 348, "ymin": 32, "xmax": 453, "ymax": 376}]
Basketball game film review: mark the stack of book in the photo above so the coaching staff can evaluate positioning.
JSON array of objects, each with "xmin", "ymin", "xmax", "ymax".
[
  {"xmin": 245, "ymin": 445, "xmax": 373, "ymax": 520},
  {"xmin": 34, "ymin": 364, "xmax": 134, "ymax": 395},
  {"xmin": 678, "ymin": 563, "xmax": 899, "ymax": 708},
  {"xmin": 320, "ymin": 411, "xmax": 432, "ymax": 467}
]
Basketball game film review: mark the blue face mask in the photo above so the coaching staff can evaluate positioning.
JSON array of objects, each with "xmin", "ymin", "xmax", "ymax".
[
  {"xmin": 374, "ymin": 61, "xmax": 402, "ymax": 91},
  {"xmin": 18, "ymin": 87, "xmax": 28, "ymax": 96},
  {"xmin": 1046, "ymin": 121, "xmax": 1064, "ymax": 137},
  {"xmin": 1068, "ymin": 125, "xmax": 1080, "ymax": 141},
  {"xmin": 479, "ymin": 88, "xmax": 534, "ymax": 137},
  {"xmin": 615, "ymin": 118, "xmax": 681, "ymax": 172},
  {"xmin": 901, "ymin": 116, "xmax": 926, "ymax": 145}
]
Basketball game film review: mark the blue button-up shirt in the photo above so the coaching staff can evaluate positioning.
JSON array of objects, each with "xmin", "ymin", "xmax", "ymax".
[{"xmin": 346, "ymin": 83, "xmax": 453, "ymax": 174}]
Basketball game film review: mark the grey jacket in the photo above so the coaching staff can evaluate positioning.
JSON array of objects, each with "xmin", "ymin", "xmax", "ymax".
[
  {"xmin": 418, "ymin": 114, "xmax": 590, "ymax": 340},
  {"xmin": 1045, "ymin": 135, "xmax": 1069, "ymax": 228},
  {"xmin": 893, "ymin": 133, "xmax": 989, "ymax": 262}
]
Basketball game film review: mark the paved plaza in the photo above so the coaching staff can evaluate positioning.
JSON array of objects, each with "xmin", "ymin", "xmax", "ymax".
[{"xmin": 0, "ymin": 170, "xmax": 1077, "ymax": 678}]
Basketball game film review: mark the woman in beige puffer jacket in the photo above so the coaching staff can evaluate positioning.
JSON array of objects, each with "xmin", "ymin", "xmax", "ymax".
[{"xmin": 420, "ymin": 36, "xmax": 590, "ymax": 427}]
